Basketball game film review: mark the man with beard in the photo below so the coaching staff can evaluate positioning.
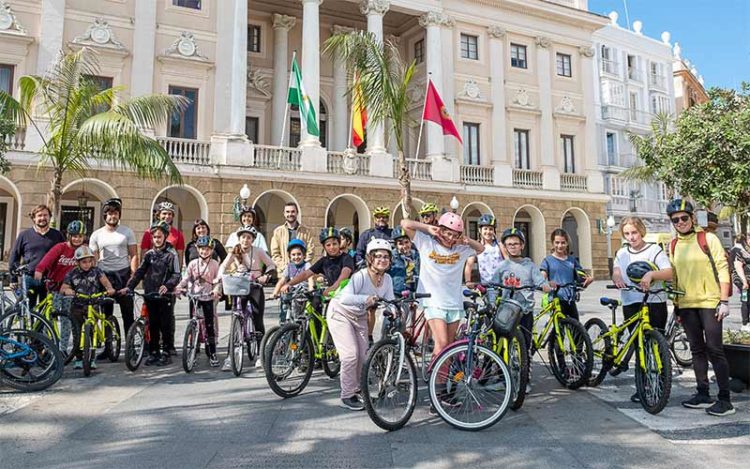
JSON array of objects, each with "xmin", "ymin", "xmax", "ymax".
[
  {"xmin": 89, "ymin": 198, "xmax": 138, "ymax": 336},
  {"xmin": 355, "ymin": 207, "xmax": 393, "ymax": 266},
  {"xmin": 9, "ymin": 204, "xmax": 65, "ymax": 308},
  {"xmin": 270, "ymin": 202, "xmax": 316, "ymax": 273}
]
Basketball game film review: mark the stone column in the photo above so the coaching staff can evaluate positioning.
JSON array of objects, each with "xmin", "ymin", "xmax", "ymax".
[
  {"xmin": 37, "ymin": 0, "xmax": 66, "ymax": 74},
  {"xmin": 331, "ymin": 25, "xmax": 352, "ymax": 151},
  {"xmin": 536, "ymin": 36, "xmax": 559, "ymax": 191},
  {"xmin": 418, "ymin": 12, "xmax": 448, "ymax": 160},
  {"xmin": 361, "ymin": 0, "xmax": 389, "ymax": 154},
  {"xmin": 579, "ymin": 45, "xmax": 604, "ymax": 193},
  {"xmin": 272, "ymin": 14, "xmax": 296, "ymax": 146},
  {"xmin": 441, "ymin": 21, "xmax": 456, "ymax": 158},
  {"xmin": 300, "ymin": 0, "xmax": 322, "ymax": 147},
  {"xmin": 131, "ymin": 0, "xmax": 157, "ymax": 97},
  {"xmin": 488, "ymin": 25, "xmax": 511, "ymax": 186}
]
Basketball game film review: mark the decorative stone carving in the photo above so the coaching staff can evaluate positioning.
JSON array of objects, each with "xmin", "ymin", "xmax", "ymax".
[
  {"xmin": 535, "ymin": 36, "xmax": 551, "ymax": 48},
  {"xmin": 513, "ymin": 88, "xmax": 533, "ymax": 107},
  {"xmin": 360, "ymin": 0, "xmax": 390, "ymax": 16},
  {"xmin": 673, "ymin": 42, "xmax": 682, "ymax": 59},
  {"xmin": 247, "ymin": 68, "xmax": 271, "ymax": 98},
  {"xmin": 487, "ymin": 25, "xmax": 506, "ymax": 39},
  {"xmin": 386, "ymin": 34, "xmax": 400, "ymax": 47},
  {"xmin": 555, "ymin": 96, "xmax": 576, "ymax": 114},
  {"xmin": 459, "ymin": 80, "xmax": 482, "ymax": 100},
  {"xmin": 0, "ymin": 0, "xmax": 26, "ymax": 34},
  {"xmin": 418, "ymin": 11, "xmax": 454, "ymax": 28},
  {"xmin": 331, "ymin": 25, "xmax": 354, "ymax": 35},
  {"xmin": 342, "ymin": 147, "xmax": 359, "ymax": 175},
  {"xmin": 72, "ymin": 18, "xmax": 125, "ymax": 49},
  {"xmin": 407, "ymin": 82, "xmax": 426, "ymax": 105},
  {"xmin": 164, "ymin": 32, "xmax": 208, "ymax": 61},
  {"xmin": 578, "ymin": 46, "xmax": 595, "ymax": 58},
  {"xmin": 272, "ymin": 14, "xmax": 296, "ymax": 31}
]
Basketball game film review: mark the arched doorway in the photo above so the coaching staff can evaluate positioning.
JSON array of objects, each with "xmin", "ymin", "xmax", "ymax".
[
  {"xmin": 290, "ymin": 100, "xmax": 328, "ymax": 148},
  {"xmin": 151, "ymin": 185, "xmax": 207, "ymax": 240},
  {"xmin": 61, "ymin": 178, "xmax": 119, "ymax": 235},
  {"xmin": 461, "ymin": 202, "xmax": 494, "ymax": 239},
  {"xmin": 252, "ymin": 190, "xmax": 300, "ymax": 242},
  {"xmin": 0, "ymin": 176, "xmax": 22, "ymax": 261},
  {"xmin": 512, "ymin": 205, "xmax": 546, "ymax": 263},
  {"xmin": 325, "ymin": 194, "xmax": 370, "ymax": 245},
  {"xmin": 560, "ymin": 208, "xmax": 593, "ymax": 270},
  {"xmin": 392, "ymin": 197, "xmax": 425, "ymax": 228}
]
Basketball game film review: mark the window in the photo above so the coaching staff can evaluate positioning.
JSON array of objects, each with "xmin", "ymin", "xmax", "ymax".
[
  {"xmin": 510, "ymin": 44, "xmax": 527, "ymax": 69},
  {"xmin": 414, "ymin": 39, "xmax": 424, "ymax": 64},
  {"xmin": 606, "ymin": 132, "xmax": 616, "ymax": 164},
  {"xmin": 462, "ymin": 122, "xmax": 480, "ymax": 165},
  {"xmin": 651, "ymin": 94, "xmax": 670, "ymax": 114},
  {"xmin": 83, "ymin": 75, "xmax": 114, "ymax": 113},
  {"xmin": 245, "ymin": 116, "xmax": 259, "ymax": 143},
  {"xmin": 172, "ymin": 0, "xmax": 201, "ymax": 9},
  {"xmin": 168, "ymin": 86, "xmax": 198, "ymax": 139},
  {"xmin": 556, "ymin": 53, "xmax": 572, "ymax": 77},
  {"xmin": 0, "ymin": 64, "xmax": 14, "ymax": 95},
  {"xmin": 601, "ymin": 45, "xmax": 617, "ymax": 74},
  {"xmin": 561, "ymin": 135, "xmax": 575, "ymax": 173},
  {"xmin": 513, "ymin": 129, "xmax": 530, "ymax": 169},
  {"xmin": 290, "ymin": 101, "xmax": 326, "ymax": 148},
  {"xmin": 460, "ymin": 34, "xmax": 478, "ymax": 60},
  {"xmin": 627, "ymin": 54, "xmax": 639, "ymax": 80},
  {"xmin": 248, "ymin": 25, "xmax": 261, "ymax": 53}
]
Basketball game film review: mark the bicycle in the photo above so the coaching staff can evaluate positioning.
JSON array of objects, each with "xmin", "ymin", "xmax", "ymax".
[
  {"xmin": 0, "ymin": 267, "xmax": 58, "ymax": 344},
  {"xmin": 223, "ymin": 274, "xmax": 265, "ymax": 377},
  {"xmin": 584, "ymin": 285, "xmax": 680, "ymax": 414},
  {"xmin": 260, "ymin": 285, "xmax": 310, "ymax": 368},
  {"xmin": 263, "ymin": 288, "xmax": 340, "ymax": 398},
  {"xmin": 124, "ymin": 291, "xmax": 170, "ymax": 372},
  {"xmin": 182, "ymin": 291, "xmax": 215, "ymax": 373},
  {"xmin": 0, "ymin": 328, "xmax": 64, "ymax": 392},
  {"xmin": 665, "ymin": 308, "xmax": 692, "ymax": 368},
  {"xmin": 361, "ymin": 291, "xmax": 431, "ymax": 431},
  {"xmin": 73, "ymin": 292, "xmax": 120, "ymax": 376}
]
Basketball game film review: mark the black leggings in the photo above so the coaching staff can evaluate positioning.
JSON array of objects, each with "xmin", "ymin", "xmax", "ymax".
[
  {"xmin": 677, "ymin": 308, "xmax": 731, "ymax": 400},
  {"xmin": 740, "ymin": 294, "xmax": 750, "ymax": 325},
  {"xmin": 623, "ymin": 302, "xmax": 668, "ymax": 333},
  {"xmin": 237, "ymin": 285, "xmax": 265, "ymax": 340},
  {"xmin": 145, "ymin": 297, "xmax": 173, "ymax": 355},
  {"xmin": 102, "ymin": 268, "xmax": 135, "ymax": 333},
  {"xmin": 191, "ymin": 300, "xmax": 217, "ymax": 356},
  {"xmin": 559, "ymin": 301, "xmax": 579, "ymax": 321}
]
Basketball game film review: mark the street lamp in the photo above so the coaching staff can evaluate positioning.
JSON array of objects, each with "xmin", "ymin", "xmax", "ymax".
[
  {"xmin": 233, "ymin": 184, "xmax": 251, "ymax": 221},
  {"xmin": 606, "ymin": 214, "xmax": 616, "ymax": 277},
  {"xmin": 450, "ymin": 196, "xmax": 459, "ymax": 213}
]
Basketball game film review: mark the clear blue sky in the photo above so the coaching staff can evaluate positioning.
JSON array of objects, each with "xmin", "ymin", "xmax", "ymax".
[{"xmin": 589, "ymin": 0, "xmax": 749, "ymax": 90}]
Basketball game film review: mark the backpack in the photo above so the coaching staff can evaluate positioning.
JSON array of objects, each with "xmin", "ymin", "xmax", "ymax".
[{"xmin": 669, "ymin": 231, "xmax": 732, "ymax": 297}]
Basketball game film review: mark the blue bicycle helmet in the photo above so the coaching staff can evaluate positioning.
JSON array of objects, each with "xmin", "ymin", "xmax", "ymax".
[
  {"xmin": 287, "ymin": 238, "xmax": 307, "ymax": 253},
  {"xmin": 195, "ymin": 235, "xmax": 214, "ymax": 248},
  {"xmin": 666, "ymin": 199, "xmax": 694, "ymax": 216},
  {"xmin": 66, "ymin": 220, "xmax": 86, "ymax": 236},
  {"xmin": 391, "ymin": 226, "xmax": 409, "ymax": 241},
  {"xmin": 478, "ymin": 214, "xmax": 496, "ymax": 228}
]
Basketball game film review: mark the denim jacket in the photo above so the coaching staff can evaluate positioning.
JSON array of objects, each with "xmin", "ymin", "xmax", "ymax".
[{"xmin": 389, "ymin": 248, "xmax": 420, "ymax": 295}]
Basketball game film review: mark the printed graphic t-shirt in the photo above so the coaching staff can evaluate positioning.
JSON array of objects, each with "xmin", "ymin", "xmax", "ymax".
[{"xmin": 412, "ymin": 231, "xmax": 476, "ymax": 310}]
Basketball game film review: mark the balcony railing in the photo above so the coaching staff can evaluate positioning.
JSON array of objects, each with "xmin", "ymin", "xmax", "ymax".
[
  {"xmin": 156, "ymin": 137, "xmax": 211, "ymax": 166},
  {"xmin": 601, "ymin": 59, "xmax": 619, "ymax": 76},
  {"xmin": 512, "ymin": 169, "xmax": 543, "ymax": 189},
  {"xmin": 602, "ymin": 105, "xmax": 653, "ymax": 126},
  {"xmin": 3, "ymin": 127, "xmax": 26, "ymax": 151},
  {"xmin": 253, "ymin": 145, "xmax": 302, "ymax": 171},
  {"xmin": 627, "ymin": 67, "xmax": 643, "ymax": 82},
  {"xmin": 460, "ymin": 165, "xmax": 494, "ymax": 186},
  {"xmin": 649, "ymin": 73, "xmax": 667, "ymax": 89},
  {"xmin": 606, "ymin": 152, "xmax": 639, "ymax": 168},
  {"xmin": 560, "ymin": 173, "xmax": 588, "ymax": 192},
  {"xmin": 327, "ymin": 150, "xmax": 369, "ymax": 176},
  {"xmin": 394, "ymin": 158, "xmax": 432, "ymax": 180}
]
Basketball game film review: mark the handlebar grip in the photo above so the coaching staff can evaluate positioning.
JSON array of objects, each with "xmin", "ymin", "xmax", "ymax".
[
  {"xmin": 414, "ymin": 293, "xmax": 431, "ymax": 299},
  {"xmin": 606, "ymin": 285, "xmax": 619, "ymax": 289}
]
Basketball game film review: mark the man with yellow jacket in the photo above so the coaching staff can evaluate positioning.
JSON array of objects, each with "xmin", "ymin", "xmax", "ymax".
[
  {"xmin": 668, "ymin": 199, "xmax": 734, "ymax": 417},
  {"xmin": 270, "ymin": 201, "xmax": 316, "ymax": 273}
]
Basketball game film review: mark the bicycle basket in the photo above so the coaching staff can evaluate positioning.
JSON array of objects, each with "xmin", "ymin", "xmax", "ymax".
[
  {"xmin": 493, "ymin": 298, "xmax": 523, "ymax": 337},
  {"xmin": 222, "ymin": 275, "xmax": 252, "ymax": 296}
]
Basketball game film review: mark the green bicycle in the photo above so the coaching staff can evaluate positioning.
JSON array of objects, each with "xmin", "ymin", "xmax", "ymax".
[
  {"xmin": 263, "ymin": 288, "xmax": 340, "ymax": 398},
  {"xmin": 74, "ymin": 292, "xmax": 121, "ymax": 377}
]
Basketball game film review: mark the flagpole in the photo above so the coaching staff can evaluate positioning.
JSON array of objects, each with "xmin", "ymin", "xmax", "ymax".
[
  {"xmin": 414, "ymin": 72, "xmax": 431, "ymax": 159},
  {"xmin": 347, "ymin": 73, "xmax": 355, "ymax": 149},
  {"xmin": 279, "ymin": 51, "xmax": 296, "ymax": 148}
]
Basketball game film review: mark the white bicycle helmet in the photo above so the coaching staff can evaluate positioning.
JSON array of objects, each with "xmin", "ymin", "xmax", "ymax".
[{"xmin": 367, "ymin": 238, "xmax": 392, "ymax": 255}]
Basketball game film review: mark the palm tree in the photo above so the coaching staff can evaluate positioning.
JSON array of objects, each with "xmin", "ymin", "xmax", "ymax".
[
  {"xmin": 623, "ymin": 112, "xmax": 676, "ymax": 198},
  {"xmin": 0, "ymin": 47, "xmax": 186, "ymax": 224},
  {"xmin": 324, "ymin": 31, "xmax": 417, "ymax": 218}
]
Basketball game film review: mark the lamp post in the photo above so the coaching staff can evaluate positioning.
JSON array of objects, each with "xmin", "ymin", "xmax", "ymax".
[
  {"xmin": 606, "ymin": 214, "xmax": 616, "ymax": 277},
  {"xmin": 233, "ymin": 184, "xmax": 251, "ymax": 221},
  {"xmin": 450, "ymin": 196, "xmax": 459, "ymax": 214}
]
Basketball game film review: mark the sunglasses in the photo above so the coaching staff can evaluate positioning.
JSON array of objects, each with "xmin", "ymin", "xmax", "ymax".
[{"xmin": 671, "ymin": 215, "xmax": 691, "ymax": 224}]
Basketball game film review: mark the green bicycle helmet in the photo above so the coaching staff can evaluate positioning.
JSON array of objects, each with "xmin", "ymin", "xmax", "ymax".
[
  {"xmin": 419, "ymin": 202, "xmax": 439, "ymax": 216},
  {"xmin": 319, "ymin": 227, "xmax": 340, "ymax": 243},
  {"xmin": 150, "ymin": 221, "xmax": 170, "ymax": 235},
  {"xmin": 66, "ymin": 220, "xmax": 86, "ymax": 236}
]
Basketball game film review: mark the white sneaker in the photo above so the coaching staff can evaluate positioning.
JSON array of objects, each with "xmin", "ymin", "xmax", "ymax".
[
  {"xmin": 221, "ymin": 357, "xmax": 231, "ymax": 371},
  {"xmin": 255, "ymin": 358, "xmax": 263, "ymax": 368},
  {"xmin": 741, "ymin": 324, "xmax": 750, "ymax": 333}
]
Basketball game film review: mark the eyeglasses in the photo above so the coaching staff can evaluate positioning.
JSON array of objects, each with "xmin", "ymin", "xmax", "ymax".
[
  {"xmin": 371, "ymin": 254, "xmax": 391, "ymax": 260},
  {"xmin": 440, "ymin": 229, "xmax": 461, "ymax": 240},
  {"xmin": 671, "ymin": 215, "xmax": 691, "ymax": 224}
]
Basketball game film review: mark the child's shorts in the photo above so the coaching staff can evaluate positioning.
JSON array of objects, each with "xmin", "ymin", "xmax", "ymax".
[{"xmin": 423, "ymin": 306, "xmax": 464, "ymax": 324}]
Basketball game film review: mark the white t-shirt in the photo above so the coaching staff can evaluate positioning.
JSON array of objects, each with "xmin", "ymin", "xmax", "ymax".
[
  {"xmin": 412, "ymin": 231, "xmax": 476, "ymax": 310},
  {"xmin": 89, "ymin": 225, "xmax": 136, "ymax": 272},
  {"xmin": 225, "ymin": 231, "xmax": 268, "ymax": 252},
  {"xmin": 476, "ymin": 241, "xmax": 504, "ymax": 284},
  {"xmin": 614, "ymin": 243, "xmax": 671, "ymax": 305}
]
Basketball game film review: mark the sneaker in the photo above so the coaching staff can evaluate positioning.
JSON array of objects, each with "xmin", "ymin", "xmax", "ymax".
[
  {"xmin": 96, "ymin": 350, "xmax": 109, "ymax": 361},
  {"xmin": 682, "ymin": 393, "xmax": 715, "ymax": 409},
  {"xmin": 158, "ymin": 353, "xmax": 171, "ymax": 366},
  {"xmin": 89, "ymin": 360, "xmax": 97, "ymax": 370},
  {"xmin": 428, "ymin": 403, "xmax": 438, "ymax": 415},
  {"xmin": 222, "ymin": 357, "xmax": 232, "ymax": 371},
  {"xmin": 630, "ymin": 392, "xmax": 641, "ymax": 403},
  {"xmin": 74, "ymin": 360, "xmax": 83, "ymax": 369},
  {"xmin": 741, "ymin": 324, "xmax": 750, "ymax": 333},
  {"xmin": 609, "ymin": 363, "xmax": 629, "ymax": 377},
  {"xmin": 706, "ymin": 400, "xmax": 735, "ymax": 417},
  {"xmin": 340, "ymin": 396, "xmax": 365, "ymax": 411},
  {"xmin": 255, "ymin": 358, "xmax": 263, "ymax": 368},
  {"xmin": 145, "ymin": 354, "xmax": 160, "ymax": 366},
  {"xmin": 209, "ymin": 354, "xmax": 220, "ymax": 367}
]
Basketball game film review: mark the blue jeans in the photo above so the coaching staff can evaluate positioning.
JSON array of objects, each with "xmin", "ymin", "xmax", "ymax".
[{"xmin": 23, "ymin": 275, "xmax": 46, "ymax": 310}]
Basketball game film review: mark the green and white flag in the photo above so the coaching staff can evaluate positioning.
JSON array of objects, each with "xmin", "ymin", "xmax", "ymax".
[{"xmin": 287, "ymin": 55, "xmax": 320, "ymax": 137}]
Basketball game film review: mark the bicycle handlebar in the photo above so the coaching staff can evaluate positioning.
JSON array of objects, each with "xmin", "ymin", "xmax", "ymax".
[
  {"xmin": 127, "ymin": 291, "xmax": 175, "ymax": 300},
  {"xmin": 606, "ymin": 284, "xmax": 685, "ymax": 296}
]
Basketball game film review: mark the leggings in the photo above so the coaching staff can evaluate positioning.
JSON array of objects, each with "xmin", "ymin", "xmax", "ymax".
[
  {"xmin": 191, "ymin": 300, "xmax": 217, "ymax": 356},
  {"xmin": 327, "ymin": 309, "xmax": 368, "ymax": 399},
  {"xmin": 559, "ymin": 301, "xmax": 579, "ymax": 321},
  {"xmin": 237, "ymin": 284, "xmax": 265, "ymax": 341},
  {"xmin": 145, "ymin": 297, "xmax": 173, "ymax": 355},
  {"xmin": 623, "ymin": 302, "xmax": 668, "ymax": 333},
  {"xmin": 102, "ymin": 268, "xmax": 135, "ymax": 333},
  {"xmin": 677, "ymin": 308, "xmax": 731, "ymax": 401}
]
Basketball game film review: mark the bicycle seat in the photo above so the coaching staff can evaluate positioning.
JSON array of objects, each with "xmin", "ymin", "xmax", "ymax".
[
  {"xmin": 600, "ymin": 297, "xmax": 621, "ymax": 308},
  {"xmin": 463, "ymin": 289, "xmax": 479, "ymax": 300}
]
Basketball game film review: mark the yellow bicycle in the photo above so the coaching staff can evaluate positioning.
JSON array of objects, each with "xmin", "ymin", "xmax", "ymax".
[{"xmin": 74, "ymin": 292, "xmax": 121, "ymax": 377}]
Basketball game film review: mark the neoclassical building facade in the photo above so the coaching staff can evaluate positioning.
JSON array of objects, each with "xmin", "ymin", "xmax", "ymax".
[{"xmin": 1, "ymin": 0, "xmax": 614, "ymax": 275}]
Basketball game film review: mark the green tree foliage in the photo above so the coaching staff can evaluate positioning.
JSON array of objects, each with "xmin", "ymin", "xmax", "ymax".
[{"xmin": 0, "ymin": 118, "xmax": 13, "ymax": 174}]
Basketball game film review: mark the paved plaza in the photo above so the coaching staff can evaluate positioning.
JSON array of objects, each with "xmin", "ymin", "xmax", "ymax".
[{"xmin": 1, "ymin": 282, "xmax": 747, "ymax": 468}]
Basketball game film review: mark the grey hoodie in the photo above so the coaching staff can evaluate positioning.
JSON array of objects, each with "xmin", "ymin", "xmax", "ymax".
[{"xmin": 490, "ymin": 257, "xmax": 548, "ymax": 312}]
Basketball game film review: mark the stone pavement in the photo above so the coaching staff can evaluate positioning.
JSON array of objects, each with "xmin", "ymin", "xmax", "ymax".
[{"xmin": 0, "ymin": 281, "xmax": 747, "ymax": 468}]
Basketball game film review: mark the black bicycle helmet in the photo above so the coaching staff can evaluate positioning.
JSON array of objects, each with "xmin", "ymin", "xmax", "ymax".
[
  {"xmin": 319, "ymin": 227, "xmax": 340, "ymax": 243},
  {"xmin": 500, "ymin": 227, "xmax": 526, "ymax": 244},
  {"xmin": 666, "ymin": 199, "xmax": 694, "ymax": 216},
  {"xmin": 102, "ymin": 197, "xmax": 122, "ymax": 216},
  {"xmin": 391, "ymin": 226, "xmax": 409, "ymax": 241},
  {"xmin": 339, "ymin": 227, "xmax": 354, "ymax": 242},
  {"xmin": 150, "ymin": 221, "xmax": 170, "ymax": 235},
  {"xmin": 626, "ymin": 260, "xmax": 658, "ymax": 284}
]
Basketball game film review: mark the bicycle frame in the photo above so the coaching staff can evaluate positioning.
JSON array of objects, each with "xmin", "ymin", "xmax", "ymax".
[
  {"xmin": 76, "ymin": 294, "xmax": 117, "ymax": 350},
  {"xmin": 302, "ymin": 300, "xmax": 329, "ymax": 360},
  {"xmin": 0, "ymin": 335, "xmax": 35, "ymax": 362},
  {"xmin": 188, "ymin": 295, "xmax": 209, "ymax": 344},
  {"xmin": 601, "ymin": 303, "xmax": 658, "ymax": 373},
  {"xmin": 532, "ymin": 297, "xmax": 577, "ymax": 354}
]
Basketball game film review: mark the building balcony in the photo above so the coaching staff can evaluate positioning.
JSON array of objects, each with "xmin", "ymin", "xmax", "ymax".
[
  {"xmin": 560, "ymin": 173, "xmax": 588, "ymax": 192},
  {"xmin": 327, "ymin": 150, "xmax": 369, "ymax": 176},
  {"xmin": 3, "ymin": 127, "xmax": 26, "ymax": 151},
  {"xmin": 604, "ymin": 152, "xmax": 638, "ymax": 169},
  {"xmin": 156, "ymin": 137, "xmax": 212, "ymax": 166},
  {"xmin": 601, "ymin": 105, "xmax": 653, "ymax": 126},
  {"xmin": 394, "ymin": 157, "xmax": 432, "ymax": 181},
  {"xmin": 460, "ymin": 165, "xmax": 494, "ymax": 186},
  {"xmin": 601, "ymin": 59, "xmax": 619, "ymax": 77},
  {"xmin": 512, "ymin": 169, "xmax": 544, "ymax": 189},
  {"xmin": 649, "ymin": 74, "xmax": 667, "ymax": 90}
]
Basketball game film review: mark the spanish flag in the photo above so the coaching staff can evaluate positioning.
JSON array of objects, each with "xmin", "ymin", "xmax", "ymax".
[{"xmin": 351, "ymin": 74, "xmax": 367, "ymax": 147}]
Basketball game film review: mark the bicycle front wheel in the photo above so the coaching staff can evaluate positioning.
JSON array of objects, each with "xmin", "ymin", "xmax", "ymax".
[
  {"xmin": 82, "ymin": 323, "xmax": 93, "ymax": 377},
  {"xmin": 428, "ymin": 343, "xmax": 512, "ymax": 431},
  {"xmin": 669, "ymin": 322, "xmax": 692, "ymax": 367},
  {"xmin": 507, "ymin": 330, "xmax": 529, "ymax": 411},
  {"xmin": 0, "ymin": 329, "xmax": 64, "ymax": 392},
  {"xmin": 361, "ymin": 339, "xmax": 417, "ymax": 431},
  {"xmin": 106, "ymin": 318, "xmax": 121, "ymax": 362},
  {"xmin": 584, "ymin": 318, "xmax": 613, "ymax": 387},
  {"xmin": 547, "ymin": 317, "xmax": 593, "ymax": 390},
  {"xmin": 125, "ymin": 320, "xmax": 146, "ymax": 372},
  {"xmin": 183, "ymin": 320, "xmax": 199, "ymax": 373},
  {"xmin": 635, "ymin": 329, "xmax": 672, "ymax": 414},
  {"xmin": 228, "ymin": 315, "xmax": 244, "ymax": 376},
  {"xmin": 322, "ymin": 331, "xmax": 340, "ymax": 378},
  {"xmin": 264, "ymin": 323, "xmax": 314, "ymax": 398},
  {"xmin": 260, "ymin": 325, "xmax": 282, "ymax": 369}
]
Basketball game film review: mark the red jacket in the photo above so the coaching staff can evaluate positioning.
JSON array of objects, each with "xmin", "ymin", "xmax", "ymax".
[{"xmin": 35, "ymin": 242, "xmax": 77, "ymax": 291}]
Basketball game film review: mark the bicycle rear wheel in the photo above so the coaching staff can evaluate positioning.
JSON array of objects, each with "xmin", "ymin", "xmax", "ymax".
[
  {"xmin": 669, "ymin": 322, "xmax": 692, "ymax": 367},
  {"xmin": 584, "ymin": 318, "xmax": 613, "ymax": 387},
  {"xmin": 182, "ymin": 320, "xmax": 199, "ymax": 373},
  {"xmin": 321, "ymin": 331, "xmax": 340, "ymax": 378},
  {"xmin": 362, "ymin": 339, "xmax": 417, "ymax": 431},
  {"xmin": 228, "ymin": 315, "xmax": 244, "ymax": 376},
  {"xmin": 106, "ymin": 318, "xmax": 121, "ymax": 362},
  {"xmin": 260, "ymin": 325, "xmax": 282, "ymax": 369},
  {"xmin": 264, "ymin": 323, "xmax": 314, "ymax": 398},
  {"xmin": 428, "ymin": 343, "xmax": 512, "ymax": 431},
  {"xmin": 82, "ymin": 324, "xmax": 93, "ymax": 377},
  {"xmin": 0, "ymin": 329, "xmax": 64, "ymax": 392},
  {"xmin": 125, "ymin": 320, "xmax": 146, "ymax": 372},
  {"xmin": 507, "ymin": 330, "xmax": 529, "ymax": 411},
  {"xmin": 635, "ymin": 329, "xmax": 672, "ymax": 414},
  {"xmin": 50, "ymin": 311, "xmax": 77, "ymax": 365},
  {"xmin": 0, "ymin": 309, "xmax": 56, "ymax": 341},
  {"xmin": 547, "ymin": 317, "xmax": 593, "ymax": 390}
]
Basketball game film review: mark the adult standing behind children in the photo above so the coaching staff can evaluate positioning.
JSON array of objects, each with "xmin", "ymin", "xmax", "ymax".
[{"xmin": 270, "ymin": 202, "xmax": 316, "ymax": 273}]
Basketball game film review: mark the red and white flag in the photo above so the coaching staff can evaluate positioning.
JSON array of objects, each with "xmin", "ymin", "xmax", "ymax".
[{"xmin": 422, "ymin": 79, "xmax": 462, "ymax": 144}]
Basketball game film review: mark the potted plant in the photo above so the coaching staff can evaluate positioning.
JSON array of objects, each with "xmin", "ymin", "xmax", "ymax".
[{"xmin": 723, "ymin": 329, "xmax": 750, "ymax": 389}]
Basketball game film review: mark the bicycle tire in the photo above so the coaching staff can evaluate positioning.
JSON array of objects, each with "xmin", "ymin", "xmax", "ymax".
[
  {"xmin": 507, "ymin": 330, "xmax": 529, "ymax": 411},
  {"xmin": 0, "ymin": 308, "xmax": 56, "ymax": 342},
  {"xmin": 182, "ymin": 320, "xmax": 198, "ymax": 373},
  {"xmin": 260, "ymin": 325, "xmax": 282, "ymax": 368},
  {"xmin": 321, "ymin": 331, "xmax": 340, "ymax": 378},
  {"xmin": 635, "ymin": 329, "xmax": 672, "ymax": 414},
  {"xmin": 50, "ymin": 311, "xmax": 77, "ymax": 365},
  {"xmin": 0, "ymin": 329, "xmax": 64, "ymax": 392},
  {"xmin": 228, "ymin": 315, "xmax": 244, "ymax": 376},
  {"xmin": 361, "ymin": 339, "xmax": 417, "ymax": 431},
  {"xmin": 125, "ymin": 320, "xmax": 146, "ymax": 372},
  {"xmin": 668, "ymin": 322, "xmax": 692, "ymax": 367},
  {"xmin": 547, "ymin": 317, "xmax": 593, "ymax": 390},
  {"xmin": 106, "ymin": 318, "xmax": 121, "ymax": 362},
  {"xmin": 584, "ymin": 318, "xmax": 613, "ymax": 387},
  {"xmin": 264, "ymin": 323, "xmax": 314, "ymax": 398},
  {"xmin": 82, "ymin": 323, "xmax": 93, "ymax": 377},
  {"xmin": 419, "ymin": 327, "xmax": 433, "ymax": 383}
]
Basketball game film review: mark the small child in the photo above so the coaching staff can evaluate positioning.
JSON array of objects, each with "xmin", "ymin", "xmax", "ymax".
[
  {"xmin": 283, "ymin": 227, "xmax": 354, "ymax": 298},
  {"xmin": 339, "ymin": 228, "xmax": 357, "ymax": 260},
  {"xmin": 389, "ymin": 227, "xmax": 420, "ymax": 295},
  {"xmin": 176, "ymin": 235, "xmax": 222, "ymax": 367},
  {"xmin": 272, "ymin": 239, "xmax": 314, "ymax": 322},
  {"xmin": 60, "ymin": 245, "xmax": 115, "ymax": 370}
]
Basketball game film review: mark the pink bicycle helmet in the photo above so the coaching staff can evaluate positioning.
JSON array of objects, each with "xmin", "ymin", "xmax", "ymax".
[{"xmin": 438, "ymin": 212, "xmax": 464, "ymax": 233}]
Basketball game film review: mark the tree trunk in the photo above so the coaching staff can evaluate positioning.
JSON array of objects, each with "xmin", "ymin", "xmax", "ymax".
[
  {"xmin": 396, "ymin": 149, "xmax": 413, "ymax": 219},
  {"xmin": 48, "ymin": 168, "xmax": 63, "ymax": 228}
]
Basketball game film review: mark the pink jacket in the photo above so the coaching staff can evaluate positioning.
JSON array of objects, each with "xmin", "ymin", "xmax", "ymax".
[{"xmin": 177, "ymin": 257, "xmax": 220, "ymax": 296}]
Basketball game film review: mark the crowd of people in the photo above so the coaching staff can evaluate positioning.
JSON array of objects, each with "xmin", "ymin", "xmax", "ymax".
[{"xmin": 6, "ymin": 196, "xmax": 743, "ymax": 417}]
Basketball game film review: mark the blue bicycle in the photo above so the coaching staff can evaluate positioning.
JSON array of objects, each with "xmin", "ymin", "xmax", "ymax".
[{"xmin": 1, "ymin": 328, "xmax": 64, "ymax": 392}]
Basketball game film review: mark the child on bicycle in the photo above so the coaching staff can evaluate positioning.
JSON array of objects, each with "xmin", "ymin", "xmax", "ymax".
[
  {"xmin": 328, "ymin": 238, "xmax": 394, "ymax": 410},
  {"xmin": 540, "ymin": 228, "xmax": 593, "ymax": 321},
  {"xmin": 389, "ymin": 227, "xmax": 420, "ymax": 296},
  {"xmin": 60, "ymin": 246, "xmax": 116, "ymax": 370},
  {"xmin": 218, "ymin": 225, "xmax": 276, "ymax": 370},
  {"xmin": 125, "ymin": 221, "xmax": 181, "ymax": 367},
  {"xmin": 176, "ymin": 235, "xmax": 222, "ymax": 367},
  {"xmin": 272, "ymin": 239, "xmax": 314, "ymax": 322}
]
